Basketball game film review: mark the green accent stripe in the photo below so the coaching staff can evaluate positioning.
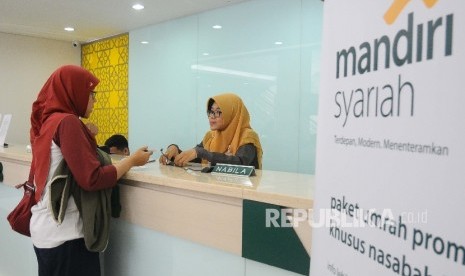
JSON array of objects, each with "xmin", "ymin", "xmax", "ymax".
[{"xmin": 242, "ymin": 200, "xmax": 310, "ymax": 275}]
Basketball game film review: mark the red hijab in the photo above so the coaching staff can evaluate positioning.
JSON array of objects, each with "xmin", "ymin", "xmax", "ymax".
[{"xmin": 30, "ymin": 65, "xmax": 99, "ymax": 201}]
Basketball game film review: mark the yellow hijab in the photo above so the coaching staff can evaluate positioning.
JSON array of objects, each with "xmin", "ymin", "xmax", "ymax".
[{"xmin": 202, "ymin": 93, "xmax": 263, "ymax": 169}]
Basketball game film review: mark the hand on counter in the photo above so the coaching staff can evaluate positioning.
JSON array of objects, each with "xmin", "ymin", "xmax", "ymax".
[
  {"xmin": 130, "ymin": 147, "xmax": 153, "ymax": 166},
  {"xmin": 115, "ymin": 146, "xmax": 153, "ymax": 179},
  {"xmin": 159, "ymin": 144, "xmax": 179, "ymax": 165},
  {"xmin": 174, "ymin": 148, "xmax": 197, "ymax": 167}
]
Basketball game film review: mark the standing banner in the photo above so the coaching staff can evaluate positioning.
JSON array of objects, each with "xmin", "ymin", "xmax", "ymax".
[{"xmin": 311, "ymin": 1, "xmax": 464, "ymax": 275}]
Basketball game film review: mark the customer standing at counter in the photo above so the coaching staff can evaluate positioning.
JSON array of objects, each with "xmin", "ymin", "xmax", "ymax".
[
  {"xmin": 29, "ymin": 65, "xmax": 152, "ymax": 276},
  {"xmin": 159, "ymin": 93, "xmax": 263, "ymax": 169}
]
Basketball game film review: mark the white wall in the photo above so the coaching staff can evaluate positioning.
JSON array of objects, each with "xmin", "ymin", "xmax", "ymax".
[{"xmin": 0, "ymin": 32, "xmax": 80, "ymax": 145}]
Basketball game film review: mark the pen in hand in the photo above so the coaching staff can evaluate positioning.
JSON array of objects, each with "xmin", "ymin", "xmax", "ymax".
[
  {"xmin": 160, "ymin": 148, "xmax": 175, "ymax": 166},
  {"xmin": 142, "ymin": 148, "xmax": 156, "ymax": 163}
]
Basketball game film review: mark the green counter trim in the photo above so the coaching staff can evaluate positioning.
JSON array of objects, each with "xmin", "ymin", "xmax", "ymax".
[{"xmin": 242, "ymin": 199, "xmax": 310, "ymax": 275}]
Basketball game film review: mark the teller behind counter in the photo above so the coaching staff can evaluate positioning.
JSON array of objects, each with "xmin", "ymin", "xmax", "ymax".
[{"xmin": 159, "ymin": 93, "xmax": 263, "ymax": 169}]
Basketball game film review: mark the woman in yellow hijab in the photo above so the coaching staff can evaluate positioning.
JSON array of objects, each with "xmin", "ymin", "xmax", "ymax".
[{"xmin": 160, "ymin": 93, "xmax": 263, "ymax": 169}]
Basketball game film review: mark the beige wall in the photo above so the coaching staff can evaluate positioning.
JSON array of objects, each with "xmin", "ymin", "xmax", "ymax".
[{"xmin": 0, "ymin": 32, "xmax": 80, "ymax": 145}]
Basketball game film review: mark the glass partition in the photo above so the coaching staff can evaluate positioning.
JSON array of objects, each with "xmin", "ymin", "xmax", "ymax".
[{"xmin": 129, "ymin": 0, "xmax": 323, "ymax": 174}]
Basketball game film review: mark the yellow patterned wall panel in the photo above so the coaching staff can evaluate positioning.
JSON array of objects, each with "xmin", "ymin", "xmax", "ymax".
[{"xmin": 81, "ymin": 34, "xmax": 129, "ymax": 146}]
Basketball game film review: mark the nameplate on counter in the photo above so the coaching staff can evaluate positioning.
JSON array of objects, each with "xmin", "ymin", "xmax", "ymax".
[{"xmin": 211, "ymin": 163, "xmax": 255, "ymax": 177}]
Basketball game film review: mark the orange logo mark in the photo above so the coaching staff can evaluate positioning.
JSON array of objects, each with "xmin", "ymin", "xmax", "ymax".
[{"xmin": 384, "ymin": 0, "xmax": 439, "ymax": 25}]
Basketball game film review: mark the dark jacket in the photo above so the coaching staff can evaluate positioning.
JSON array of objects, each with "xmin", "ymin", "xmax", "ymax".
[{"xmin": 49, "ymin": 148, "xmax": 117, "ymax": 252}]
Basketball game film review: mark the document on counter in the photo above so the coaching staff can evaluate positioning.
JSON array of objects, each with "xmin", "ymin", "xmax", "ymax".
[
  {"xmin": 183, "ymin": 162, "xmax": 203, "ymax": 171},
  {"xmin": 0, "ymin": 114, "xmax": 12, "ymax": 147}
]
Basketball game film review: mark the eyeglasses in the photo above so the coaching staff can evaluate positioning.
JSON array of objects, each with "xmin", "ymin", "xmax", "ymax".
[
  {"xmin": 207, "ymin": 110, "xmax": 222, "ymax": 118},
  {"xmin": 160, "ymin": 148, "xmax": 175, "ymax": 166},
  {"xmin": 91, "ymin": 91, "xmax": 97, "ymax": 100}
]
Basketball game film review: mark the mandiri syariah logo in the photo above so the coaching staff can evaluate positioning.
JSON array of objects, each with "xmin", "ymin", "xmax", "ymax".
[{"xmin": 384, "ymin": 0, "xmax": 438, "ymax": 24}]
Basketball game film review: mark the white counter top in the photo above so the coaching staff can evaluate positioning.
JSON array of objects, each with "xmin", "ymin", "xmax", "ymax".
[{"xmin": 0, "ymin": 144, "xmax": 313, "ymax": 209}]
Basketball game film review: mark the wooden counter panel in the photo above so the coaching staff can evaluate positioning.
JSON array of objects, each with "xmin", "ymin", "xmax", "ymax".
[
  {"xmin": 288, "ymin": 211, "xmax": 312, "ymax": 256},
  {"xmin": 119, "ymin": 184, "xmax": 243, "ymax": 255}
]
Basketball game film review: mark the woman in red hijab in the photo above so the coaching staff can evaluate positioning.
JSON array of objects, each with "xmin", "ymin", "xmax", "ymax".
[{"xmin": 29, "ymin": 65, "xmax": 152, "ymax": 276}]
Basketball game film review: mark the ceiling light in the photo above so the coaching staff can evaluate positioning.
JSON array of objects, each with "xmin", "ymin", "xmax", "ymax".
[
  {"xmin": 141, "ymin": 41, "xmax": 149, "ymax": 44},
  {"xmin": 132, "ymin": 4, "xmax": 145, "ymax": 10},
  {"xmin": 274, "ymin": 41, "xmax": 283, "ymax": 45},
  {"xmin": 202, "ymin": 53, "xmax": 210, "ymax": 56},
  {"xmin": 212, "ymin": 25, "xmax": 222, "ymax": 29},
  {"xmin": 64, "ymin": 27, "xmax": 75, "ymax": 32}
]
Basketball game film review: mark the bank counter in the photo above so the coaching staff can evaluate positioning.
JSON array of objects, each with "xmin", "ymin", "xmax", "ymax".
[{"xmin": 0, "ymin": 145, "xmax": 313, "ymax": 276}]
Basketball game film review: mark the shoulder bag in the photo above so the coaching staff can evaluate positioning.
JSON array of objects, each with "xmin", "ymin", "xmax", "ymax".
[{"xmin": 6, "ymin": 166, "xmax": 36, "ymax": 237}]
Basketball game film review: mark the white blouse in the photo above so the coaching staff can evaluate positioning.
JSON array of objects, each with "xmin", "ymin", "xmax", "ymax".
[{"xmin": 30, "ymin": 141, "xmax": 83, "ymax": 248}]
